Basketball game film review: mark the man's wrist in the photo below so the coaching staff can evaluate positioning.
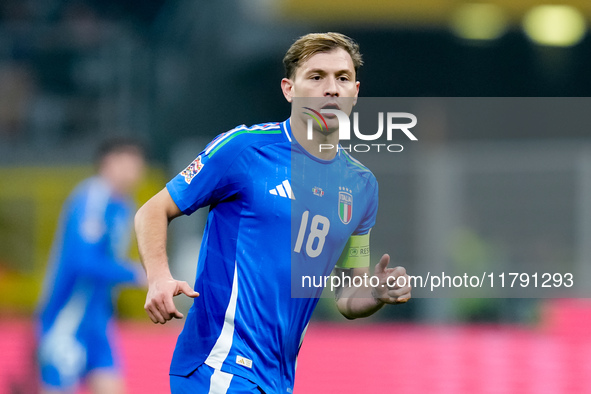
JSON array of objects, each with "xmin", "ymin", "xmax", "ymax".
[{"xmin": 146, "ymin": 265, "xmax": 173, "ymax": 284}]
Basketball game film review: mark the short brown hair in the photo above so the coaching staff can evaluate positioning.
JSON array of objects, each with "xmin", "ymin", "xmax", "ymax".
[
  {"xmin": 95, "ymin": 137, "xmax": 145, "ymax": 166},
  {"xmin": 283, "ymin": 32, "xmax": 363, "ymax": 79}
]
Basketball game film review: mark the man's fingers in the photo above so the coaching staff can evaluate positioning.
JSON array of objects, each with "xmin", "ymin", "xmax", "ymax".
[
  {"xmin": 153, "ymin": 296, "xmax": 173, "ymax": 323},
  {"xmin": 386, "ymin": 268, "xmax": 409, "ymax": 289},
  {"xmin": 146, "ymin": 303, "xmax": 167, "ymax": 324},
  {"xmin": 162, "ymin": 294, "xmax": 184, "ymax": 320},
  {"xmin": 374, "ymin": 254, "xmax": 390, "ymax": 275},
  {"xmin": 382, "ymin": 291, "xmax": 411, "ymax": 304},
  {"xmin": 387, "ymin": 271, "xmax": 411, "ymax": 302},
  {"xmin": 145, "ymin": 307, "xmax": 159, "ymax": 324},
  {"xmin": 145, "ymin": 291, "xmax": 178, "ymax": 324},
  {"xmin": 391, "ymin": 266, "xmax": 407, "ymax": 278},
  {"xmin": 387, "ymin": 286, "xmax": 411, "ymax": 298},
  {"xmin": 144, "ymin": 279, "xmax": 198, "ymax": 324},
  {"xmin": 176, "ymin": 281, "xmax": 200, "ymax": 298},
  {"xmin": 374, "ymin": 262, "xmax": 412, "ymax": 305},
  {"xmin": 396, "ymin": 288, "xmax": 412, "ymax": 303}
]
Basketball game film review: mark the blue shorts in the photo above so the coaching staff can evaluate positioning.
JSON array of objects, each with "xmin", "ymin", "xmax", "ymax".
[
  {"xmin": 38, "ymin": 328, "xmax": 118, "ymax": 390},
  {"xmin": 170, "ymin": 363, "xmax": 264, "ymax": 394}
]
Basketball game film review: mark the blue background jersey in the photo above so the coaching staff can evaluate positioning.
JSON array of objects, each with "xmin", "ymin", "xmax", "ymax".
[
  {"xmin": 166, "ymin": 119, "xmax": 378, "ymax": 393},
  {"xmin": 37, "ymin": 177, "xmax": 141, "ymax": 386}
]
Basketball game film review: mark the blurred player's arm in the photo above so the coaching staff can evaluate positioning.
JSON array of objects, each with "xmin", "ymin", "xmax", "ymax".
[
  {"xmin": 134, "ymin": 188, "xmax": 199, "ymax": 324},
  {"xmin": 74, "ymin": 208, "xmax": 144, "ymax": 286},
  {"xmin": 73, "ymin": 240, "xmax": 143, "ymax": 285},
  {"xmin": 334, "ymin": 235, "xmax": 411, "ymax": 320}
]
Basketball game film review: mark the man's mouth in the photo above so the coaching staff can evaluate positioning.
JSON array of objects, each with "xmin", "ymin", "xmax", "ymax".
[
  {"xmin": 321, "ymin": 103, "xmax": 340, "ymax": 111},
  {"xmin": 320, "ymin": 103, "xmax": 341, "ymax": 118}
]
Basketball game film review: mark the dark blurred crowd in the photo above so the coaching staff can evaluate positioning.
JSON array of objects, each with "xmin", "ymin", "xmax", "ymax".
[{"xmin": 0, "ymin": 0, "xmax": 165, "ymax": 144}]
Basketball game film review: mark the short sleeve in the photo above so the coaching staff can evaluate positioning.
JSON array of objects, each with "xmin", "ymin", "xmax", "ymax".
[
  {"xmin": 353, "ymin": 176, "xmax": 378, "ymax": 236},
  {"xmin": 166, "ymin": 128, "xmax": 248, "ymax": 215}
]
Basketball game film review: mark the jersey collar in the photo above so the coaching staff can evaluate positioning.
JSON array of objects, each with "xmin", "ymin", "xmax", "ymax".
[
  {"xmin": 284, "ymin": 117, "xmax": 342, "ymax": 164},
  {"xmin": 281, "ymin": 118, "xmax": 293, "ymax": 142}
]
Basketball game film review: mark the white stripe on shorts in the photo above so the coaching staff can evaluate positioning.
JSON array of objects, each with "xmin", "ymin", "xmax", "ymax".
[{"xmin": 209, "ymin": 368, "xmax": 233, "ymax": 394}]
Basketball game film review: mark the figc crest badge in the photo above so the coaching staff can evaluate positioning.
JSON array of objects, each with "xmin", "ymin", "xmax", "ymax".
[{"xmin": 338, "ymin": 189, "xmax": 353, "ymax": 224}]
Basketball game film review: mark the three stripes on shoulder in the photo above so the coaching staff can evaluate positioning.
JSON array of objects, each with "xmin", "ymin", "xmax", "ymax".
[{"xmin": 269, "ymin": 180, "xmax": 295, "ymax": 200}]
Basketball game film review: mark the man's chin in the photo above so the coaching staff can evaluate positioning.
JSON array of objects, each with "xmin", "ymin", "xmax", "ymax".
[
  {"xmin": 325, "ymin": 118, "xmax": 340, "ymax": 131},
  {"xmin": 318, "ymin": 127, "xmax": 339, "ymax": 137}
]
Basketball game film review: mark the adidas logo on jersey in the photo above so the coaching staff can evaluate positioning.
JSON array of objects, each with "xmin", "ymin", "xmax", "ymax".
[
  {"xmin": 269, "ymin": 180, "xmax": 295, "ymax": 200},
  {"xmin": 236, "ymin": 355, "xmax": 253, "ymax": 368}
]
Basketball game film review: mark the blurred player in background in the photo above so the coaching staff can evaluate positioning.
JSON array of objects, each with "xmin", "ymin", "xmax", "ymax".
[
  {"xmin": 36, "ymin": 139, "xmax": 147, "ymax": 394},
  {"xmin": 135, "ymin": 32, "xmax": 411, "ymax": 393}
]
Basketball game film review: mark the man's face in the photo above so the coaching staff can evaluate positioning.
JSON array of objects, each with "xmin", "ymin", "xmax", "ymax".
[
  {"xmin": 282, "ymin": 48, "xmax": 360, "ymax": 132},
  {"xmin": 101, "ymin": 151, "xmax": 145, "ymax": 195}
]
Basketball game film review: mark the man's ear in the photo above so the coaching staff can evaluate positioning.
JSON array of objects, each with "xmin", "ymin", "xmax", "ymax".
[
  {"xmin": 281, "ymin": 78, "xmax": 294, "ymax": 103},
  {"xmin": 353, "ymin": 81, "xmax": 360, "ymax": 106}
]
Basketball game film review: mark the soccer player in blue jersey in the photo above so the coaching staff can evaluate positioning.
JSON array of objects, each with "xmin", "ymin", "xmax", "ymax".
[
  {"xmin": 37, "ymin": 139, "xmax": 147, "ymax": 394},
  {"xmin": 135, "ymin": 32, "xmax": 411, "ymax": 393}
]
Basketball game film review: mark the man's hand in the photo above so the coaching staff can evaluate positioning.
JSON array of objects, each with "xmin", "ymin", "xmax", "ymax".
[
  {"xmin": 372, "ymin": 254, "xmax": 411, "ymax": 305},
  {"xmin": 144, "ymin": 276, "xmax": 199, "ymax": 324}
]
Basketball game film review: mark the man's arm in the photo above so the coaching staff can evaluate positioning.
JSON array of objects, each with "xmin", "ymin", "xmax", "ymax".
[
  {"xmin": 335, "ymin": 254, "xmax": 411, "ymax": 320},
  {"xmin": 73, "ymin": 243, "xmax": 143, "ymax": 285},
  {"xmin": 134, "ymin": 187, "xmax": 199, "ymax": 324}
]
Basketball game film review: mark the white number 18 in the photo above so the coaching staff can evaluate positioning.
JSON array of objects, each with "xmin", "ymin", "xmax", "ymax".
[{"xmin": 294, "ymin": 211, "xmax": 330, "ymax": 258}]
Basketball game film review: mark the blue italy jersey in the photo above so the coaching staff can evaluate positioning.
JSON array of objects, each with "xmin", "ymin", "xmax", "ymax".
[
  {"xmin": 167, "ymin": 119, "xmax": 378, "ymax": 393},
  {"xmin": 37, "ymin": 176, "xmax": 140, "ymax": 339}
]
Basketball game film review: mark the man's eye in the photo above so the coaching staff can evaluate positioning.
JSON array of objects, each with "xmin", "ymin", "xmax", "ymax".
[
  {"xmin": 311, "ymin": 75, "xmax": 321, "ymax": 80},
  {"xmin": 339, "ymin": 77, "xmax": 349, "ymax": 82}
]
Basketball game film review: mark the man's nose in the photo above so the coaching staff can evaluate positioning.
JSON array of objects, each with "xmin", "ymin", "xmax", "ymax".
[{"xmin": 324, "ymin": 79, "xmax": 339, "ymax": 97}]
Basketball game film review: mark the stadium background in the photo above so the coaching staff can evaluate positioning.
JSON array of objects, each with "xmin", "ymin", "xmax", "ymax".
[{"xmin": 1, "ymin": 0, "xmax": 591, "ymax": 392}]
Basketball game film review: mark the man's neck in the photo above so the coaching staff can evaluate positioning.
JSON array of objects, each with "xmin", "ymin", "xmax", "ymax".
[
  {"xmin": 97, "ymin": 172, "xmax": 125, "ymax": 197},
  {"xmin": 289, "ymin": 116, "xmax": 339, "ymax": 160}
]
